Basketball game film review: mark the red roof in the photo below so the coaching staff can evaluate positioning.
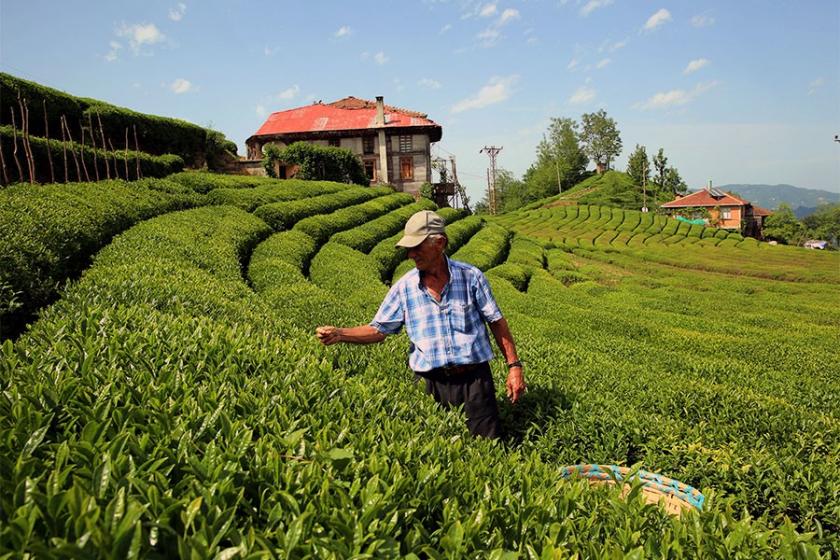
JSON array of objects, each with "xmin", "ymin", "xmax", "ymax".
[
  {"xmin": 751, "ymin": 205, "xmax": 773, "ymax": 217},
  {"xmin": 251, "ymin": 96, "xmax": 441, "ymax": 139},
  {"xmin": 661, "ymin": 188, "xmax": 749, "ymax": 208}
]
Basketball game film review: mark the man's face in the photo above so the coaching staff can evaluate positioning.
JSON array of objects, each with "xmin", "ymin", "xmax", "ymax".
[{"xmin": 407, "ymin": 237, "xmax": 445, "ymax": 272}]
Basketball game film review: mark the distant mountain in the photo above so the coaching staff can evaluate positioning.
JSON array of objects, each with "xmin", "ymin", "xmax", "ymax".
[{"xmin": 717, "ymin": 184, "xmax": 839, "ymax": 212}]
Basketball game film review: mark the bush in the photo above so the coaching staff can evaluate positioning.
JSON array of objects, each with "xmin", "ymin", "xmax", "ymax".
[
  {"xmin": 255, "ymin": 187, "xmax": 391, "ymax": 231},
  {"xmin": 487, "ymin": 262, "xmax": 530, "ymax": 292},
  {"xmin": 207, "ymin": 180, "xmax": 351, "ymax": 211},
  {"xmin": 264, "ymin": 141, "xmax": 369, "ymax": 186},
  {"xmin": 248, "ymin": 230, "xmax": 318, "ymax": 291},
  {"xmin": 0, "ymin": 179, "xmax": 203, "ymax": 338},
  {"xmin": 450, "ymin": 223, "xmax": 511, "ymax": 271},
  {"xmin": 0, "ymin": 125, "xmax": 184, "ymax": 184},
  {"xmin": 294, "ymin": 193, "xmax": 413, "ymax": 244},
  {"xmin": 1, "ymin": 72, "xmax": 235, "ymax": 168},
  {"xmin": 309, "ymin": 242, "xmax": 388, "ymax": 314}
]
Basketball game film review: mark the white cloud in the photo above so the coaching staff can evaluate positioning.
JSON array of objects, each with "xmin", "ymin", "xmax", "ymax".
[
  {"xmin": 374, "ymin": 51, "xmax": 389, "ymax": 65},
  {"xmin": 637, "ymin": 80, "xmax": 719, "ymax": 109},
  {"xmin": 334, "ymin": 25, "xmax": 351, "ymax": 38},
  {"xmin": 419, "ymin": 78, "xmax": 442, "ymax": 89},
  {"xmin": 691, "ymin": 15, "xmax": 715, "ymax": 27},
  {"xmin": 596, "ymin": 58, "xmax": 611, "ymax": 69},
  {"xmin": 644, "ymin": 9, "xmax": 672, "ymax": 31},
  {"xmin": 480, "ymin": 3, "xmax": 497, "ymax": 17},
  {"xmin": 117, "ymin": 23, "xmax": 165, "ymax": 53},
  {"xmin": 684, "ymin": 58, "xmax": 710, "ymax": 75},
  {"xmin": 580, "ymin": 0, "xmax": 613, "ymax": 17},
  {"xmin": 169, "ymin": 3, "xmax": 186, "ymax": 22},
  {"xmin": 498, "ymin": 8, "xmax": 520, "ymax": 25},
  {"xmin": 440, "ymin": 23, "xmax": 452, "ymax": 34},
  {"xmin": 170, "ymin": 78, "xmax": 193, "ymax": 94},
  {"xmin": 808, "ymin": 77, "xmax": 825, "ymax": 95},
  {"xmin": 104, "ymin": 41, "xmax": 122, "ymax": 62},
  {"xmin": 477, "ymin": 27, "xmax": 500, "ymax": 46},
  {"xmin": 569, "ymin": 86, "xmax": 596, "ymax": 104},
  {"xmin": 277, "ymin": 85, "xmax": 300, "ymax": 100},
  {"xmin": 264, "ymin": 45, "xmax": 280, "ymax": 56},
  {"xmin": 451, "ymin": 75, "xmax": 517, "ymax": 113},
  {"xmin": 567, "ymin": 58, "xmax": 579, "ymax": 71},
  {"xmin": 256, "ymin": 104, "xmax": 267, "ymax": 118},
  {"xmin": 393, "ymin": 78, "xmax": 405, "ymax": 92}
]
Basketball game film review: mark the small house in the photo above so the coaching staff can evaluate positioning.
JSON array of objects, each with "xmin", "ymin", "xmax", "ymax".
[
  {"xmin": 660, "ymin": 185, "xmax": 772, "ymax": 238},
  {"xmin": 245, "ymin": 96, "xmax": 442, "ymax": 196}
]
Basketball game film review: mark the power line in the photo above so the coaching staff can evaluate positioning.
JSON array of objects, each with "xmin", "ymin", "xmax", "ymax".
[{"xmin": 480, "ymin": 146, "xmax": 502, "ymax": 215}]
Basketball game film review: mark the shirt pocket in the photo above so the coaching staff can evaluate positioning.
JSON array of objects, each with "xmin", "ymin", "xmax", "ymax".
[{"xmin": 451, "ymin": 301, "xmax": 474, "ymax": 333}]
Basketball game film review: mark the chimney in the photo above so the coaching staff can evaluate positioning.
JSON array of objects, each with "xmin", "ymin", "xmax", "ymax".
[
  {"xmin": 375, "ymin": 96, "xmax": 385, "ymax": 126},
  {"xmin": 707, "ymin": 180, "xmax": 712, "ymax": 192}
]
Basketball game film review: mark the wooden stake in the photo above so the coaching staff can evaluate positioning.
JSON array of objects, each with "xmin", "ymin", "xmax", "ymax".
[
  {"xmin": 60, "ymin": 114, "xmax": 69, "ymax": 183},
  {"xmin": 88, "ymin": 113, "xmax": 99, "ymax": 181},
  {"xmin": 108, "ymin": 138, "xmax": 120, "ymax": 179},
  {"xmin": 78, "ymin": 121, "xmax": 90, "ymax": 182},
  {"xmin": 133, "ymin": 125, "xmax": 141, "ymax": 179},
  {"xmin": 61, "ymin": 116, "xmax": 82, "ymax": 182},
  {"xmin": 124, "ymin": 128, "xmax": 129, "ymax": 180},
  {"xmin": 43, "ymin": 100, "xmax": 55, "ymax": 183},
  {"xmin": 9, "ymin": 108, "xmax": 24, "ymax": 182},
  {"xmin": 18, "ymin": 95, "xmax": 35, "ymax": 183},
  {"xmin": 96, "ymin": 111, "xmax": 110, "ymax": 179},
  {"xmin": 0, "ymin": 134, "xmax": 9, "ymax": 185}
]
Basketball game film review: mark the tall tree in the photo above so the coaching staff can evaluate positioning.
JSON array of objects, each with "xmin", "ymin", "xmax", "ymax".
[
  {"xmin": 764, "ymin": 203, "xmax": 806, "ymax": 245},
  {"xmin": 652, "ymin": 148, "xmax": 668, "ymax": 193},
  {"xmin": 579, "ymin": 109, "xmax": 622, "ymax": 172},
  {"xmin": 626, "ymin": 144, "xmax": 650, "ymax": 187},
  {"xmin": 664, "ymin": 167, "xmax": 687, "ymax": 195},
  {"xmin": 538, "ymin": 117, "xmax": 588, "ymax": 191}
]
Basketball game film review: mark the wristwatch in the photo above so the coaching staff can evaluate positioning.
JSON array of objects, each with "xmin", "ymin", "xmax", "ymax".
[{"xmin": 506, "ymin": 360, "xmax": 523, "ymax": 369}]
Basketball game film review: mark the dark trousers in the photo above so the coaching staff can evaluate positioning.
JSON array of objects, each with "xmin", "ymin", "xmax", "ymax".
[{"xmin": 416, "ymin": 362, "xmax": 502, "ymax": 439}]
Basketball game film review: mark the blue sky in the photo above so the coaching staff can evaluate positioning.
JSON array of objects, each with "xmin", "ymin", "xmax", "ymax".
[{"xmin": 2, "ymin": 1, "xmax": 838, "ymax": 200}]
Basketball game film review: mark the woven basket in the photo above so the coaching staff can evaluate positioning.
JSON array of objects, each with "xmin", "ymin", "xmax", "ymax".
[{"xmin": 560, "ymin": 464, "xmax": 705, "ymax": 517}]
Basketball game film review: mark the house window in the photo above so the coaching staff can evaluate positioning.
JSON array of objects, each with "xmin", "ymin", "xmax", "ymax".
[
  {"xmin": 364, "ymin": 160, "xmax": 376, "ymax": 181},
  {"xmin": 399, "ymin": 135, "xmax": 412, "ymax": 152},
  {"xmin": 328, "ymin": 138, "xmax": 340, "ymax": 147},
  {"xmin": 363, "ymin": 136, "xmax": 375, "ymax": 155},
  {"xmin": 400, "ymin": 156, "xmax": 413, "ymax": 180},
  {"xmin": 721, "ymin": 208, "xmax": 732, "ymax": 220}
]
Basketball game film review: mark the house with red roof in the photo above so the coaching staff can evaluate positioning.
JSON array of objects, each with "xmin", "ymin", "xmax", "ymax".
[
  {"xmin": 245, "ymin": 96, "xmax": 442, "ymax": 196},
  {"xmin": 660, "ymin": 185, "xmax": 773, "ymax": 238}
]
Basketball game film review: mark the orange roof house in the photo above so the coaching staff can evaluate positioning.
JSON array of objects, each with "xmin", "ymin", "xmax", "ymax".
[
  {"xmin": 245, "ymin": 96, "xmax": 442, "ymax": 196},
  {"xmin": 660, "ymin": 186, "xmax": 773, "ymax": 238}
]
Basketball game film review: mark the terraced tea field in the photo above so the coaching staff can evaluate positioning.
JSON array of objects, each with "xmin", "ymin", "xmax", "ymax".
[{"xmin": 1, "ymin": 173, "xmax": 838, "ymax": 558}]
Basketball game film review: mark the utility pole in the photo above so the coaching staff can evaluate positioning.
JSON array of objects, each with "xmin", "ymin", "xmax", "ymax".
[
  {"xmin": 449, "ymin": 156, "xmax": 470, "ymax": 212},
  {"xmin": 641, "ymin": 158, "xmax": 648, "ymax": 213},
  {"xmin": 480, "ymin": 145, "xmax": 502, "ymax": 215}
]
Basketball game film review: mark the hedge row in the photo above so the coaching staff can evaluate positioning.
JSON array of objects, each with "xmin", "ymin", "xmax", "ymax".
[
  {"xmin": 248, "ymin": 230, "xmax": 318, "ymax": 292},
  {"xmin": 450, "ymin": 223, "xmax": 512, "ymax": 272},
  {"xmin": 309, "ymin": 242, "xmax": 389, "ymax": 315},
  {"xmin": 1, "ymin": 72, "xmax": 235, "ymax": 167},
  {"xmin": 0, "ymin": 179, "xmax": 203, "ymax": 339},
  {"xmin": 331, "ymin": 199, "xmax": 437, "ymax": 253},
  {"xmin": 167, "ymin": 171, "xmax": 281, "ymax": 195},
  {"xmin": 255, "ymin": 187, "xmax": 393, "ymax": 231},
  {"xmin": 0, "ymin": 125, "xmax": 184, "ymax": 185},
  {"xmin": 264, "ymin": 141, "xmax": 369, "ymax": 186},
  {"xmin": 294, "ymin": 193, "xmax": 415, "ymax": 244},
  {"xmin": 206, "ymin": 180, "xmax": 351, "ymax": 211}
]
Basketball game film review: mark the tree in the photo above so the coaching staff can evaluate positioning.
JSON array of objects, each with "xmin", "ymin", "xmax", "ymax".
[
  {"xmin": 652, "ymin": 148, "xmax": 668, "ymax": 193},
  {"xmin": 802, "ymin": 203, "xmax": 840, "ymax": 246},
  {"xmin": 663, "ymin": 167, "xmax": 687, "ymax": 195},
  {"xmin": 476, "ymin": 168, "xmax": 525, "ymax": 213},
  {"xmin": 579, "ymin": 109, "xmax": 622, "ymax": 172},
  {"xmin": 763, "ymin": 203, "xmax": 806, "ymax": 245},
  {"xmin": 538, "ymin": 117, "xmax": 588, "ymax": 191},
  {"xmin": 626, "ymin": 144, "xmax": 650, "ymax": 187}
]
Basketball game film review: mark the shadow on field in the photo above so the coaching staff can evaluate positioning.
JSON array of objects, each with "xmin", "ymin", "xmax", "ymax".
[{"xmin": 499, "ymin": 385, "xmax": 574, "ymax": 446}]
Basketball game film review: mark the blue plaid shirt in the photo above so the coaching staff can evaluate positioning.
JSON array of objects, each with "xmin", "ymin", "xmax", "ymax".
[{"xmin": 370, "ymin": 257, "xmax": 503, "ymax": 372}]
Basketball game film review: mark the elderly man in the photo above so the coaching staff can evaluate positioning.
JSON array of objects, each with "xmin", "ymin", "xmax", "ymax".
[{"xmin": 316, "ymin": 210, "xmax": 525, "ymax": 438}]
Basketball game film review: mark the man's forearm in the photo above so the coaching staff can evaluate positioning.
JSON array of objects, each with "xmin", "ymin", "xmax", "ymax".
[
  {"xmin": 316, "ymin": 324, "xmax": 386, "ymax": 345},
  {"xmin": 488, "ymin": 317, "xmax": 519, "ymax": 363}
]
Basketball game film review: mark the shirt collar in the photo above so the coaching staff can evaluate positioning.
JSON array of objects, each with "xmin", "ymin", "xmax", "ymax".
[{"xmin": 416, "ymin": 255, "xmax": 455, "ymax": 292}]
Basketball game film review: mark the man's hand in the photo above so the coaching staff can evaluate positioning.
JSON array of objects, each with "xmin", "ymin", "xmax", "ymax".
[
  {"xmin": 316, "ymin": 326, "xmax": 342, "ymax": 345},
  {"xmin": 506, "ymin": 367, "xmax": 526, "ymax": 404}
]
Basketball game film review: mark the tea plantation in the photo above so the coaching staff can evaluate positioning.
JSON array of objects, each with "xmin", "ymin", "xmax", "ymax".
[{"xmin": 1, "ymin": 173, "xmax": 838, "ymax": 558}]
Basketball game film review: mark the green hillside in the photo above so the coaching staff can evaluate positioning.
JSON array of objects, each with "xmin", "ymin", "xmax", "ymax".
[
  {"xmin": 526, "ymin": 170, "xmax": 662, "ymax": 211},
  {"xmin": 1, "ymin": 173, "xmax": 838, "ymax": 557}
]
